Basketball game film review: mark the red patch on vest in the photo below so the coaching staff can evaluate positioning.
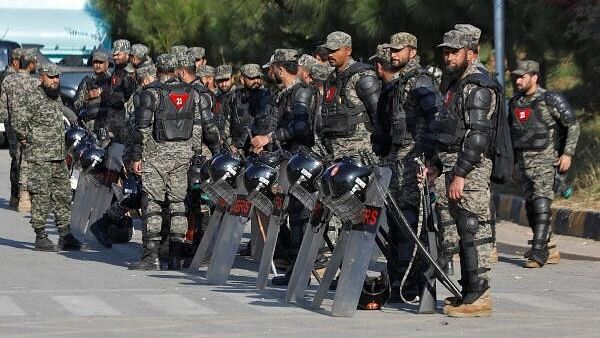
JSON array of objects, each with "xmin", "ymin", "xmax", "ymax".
[
  {"xmin": 325, "ymin": 86, "xmax": 337, "ymax": 103},
  {"xmin": 514, "ymin": 107, "xmax": 532, "ymax": 124},
  {"xmin": 212, "ymin": 101, "xmax": 221, "ymax": 113},
  {"xmin": 443, "ymin": 90, "xmax": 455, "ymax": 108},
  {"xmin": 111, "ymin": 75, "xmax": 121, "ymax": 87},
  {"xmin": 168, "ymin": 92, "xmax": 190, "ymax": 110}
]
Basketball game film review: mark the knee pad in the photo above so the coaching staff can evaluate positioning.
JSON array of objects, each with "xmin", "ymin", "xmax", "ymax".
[{"xmin": 456, "ymin": 209, "xmax": 479, "ymax": 238}]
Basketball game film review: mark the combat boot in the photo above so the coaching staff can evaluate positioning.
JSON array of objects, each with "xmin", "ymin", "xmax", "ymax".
[
  {"xmin": 272, "ymin": 271, "xmax": 292, "ymax": 286},
  {"xmin": 168, "ymin": 240, "xmax": 185, "ymax": 270},
  {"xmin": 34, "ymin": 228, "xmax": 57, "ymax": 252},
  {"xmin": 446, "ymin": 289, "xmax": 492, "ymax": 318},
  {"xmin": 9, "ymin": 196, "xmax": 18, "ymax": 208},
  {"xmin": 547, "ymin": 241, "xmax": 560, "ymax": 264},
  {"xmin": 489, "ymin": 246, "xmax": 498, "ymax": 263},
  {"xmin": 58, "ymin": 228, "xmax": 82, "ymax": 251},
  {"xmin": 17, "ymin": 190, "xmax": 31, "ymax": 213},
  {"xmin": 129, "ymin": 239, "xmax": 160, "ymax": 270},
  {"xmin": 90, "ymin": 214, "xmax": 113, "ymax": 248}
]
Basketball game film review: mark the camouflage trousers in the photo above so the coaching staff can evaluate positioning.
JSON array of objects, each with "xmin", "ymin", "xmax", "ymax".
[
  {"xmin": 515, "ymin": 146, "xmax": 556, "ymax": 200},
  {"xmin": 8, "ymin": 129, "xmax": 28, "ymax": 198},
  {"xmin": 141, "ymin": 160, "xmax": 189, "ymax": 239},
  {"xmin": 28, "ymin": 160, "xmax": 72, "ymax": 232},
  {"xmin": 434, "ymin": 154, "xmax": 493, "ymax": 284}
]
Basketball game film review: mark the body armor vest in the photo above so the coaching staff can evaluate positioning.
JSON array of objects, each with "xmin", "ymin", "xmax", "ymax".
[
  {"xmin": 322, "ymin": 62, "xmax": 371, "ymax": 138},
  {"xmin": 433, "ymin": 81, "xmax": 467, "ymax": 153},
  {"xmin": 276, "ymin": 82, "xmax": 316, "ymax": 150},
  {"xmin": 509, "ymin": 95, "xmax": 550, "ymax": 150},
  {"xmin": 151, "ymin": 82, "xmax": 194, "ymax": 142},
  {"xmin": 230, "ymin": 89, "xmax": 257, "ymax": 144}
]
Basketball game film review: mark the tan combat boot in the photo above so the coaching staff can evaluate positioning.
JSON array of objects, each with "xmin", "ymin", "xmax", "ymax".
[
  {"xmin": 489, "ymin": 246, "xmax": 498, "ymax": 263},
  {"xmin": 523, "ymin": 259, "xmax": 542, "ymax": 268},
  {"xmin": 446, "ymin": 289, "xmax": 492, "ymax": 318},
  {"xmin": 442, "ymin": 296, "xmax": 461, "ymax": 314},
  {"xmin": 17, "ymin": 190, "xmax": 31, "ymax": 213},
  {"xmin": 547, "ymin": 242, "xmax": 560, "ymax": 264}
]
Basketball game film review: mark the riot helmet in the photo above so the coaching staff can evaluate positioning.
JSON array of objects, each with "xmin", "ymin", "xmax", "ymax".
[
  {"xmin": 209, "ymin": 152, "xmax": 242, "ymax": 185},
  {"xmin": 80, "ymin": 145, "xmax": 106, "ymax": 171},
  {"xmin": 121, "ymin": 176, "xmax": 142, "ymax": 209},
  {"xmin": 326, "ymin": 158, "xmax": 371, "ymax": 200},
  {"xmin": 287, "ymin": 150, "xmax": 324, "ymax": 192},
  {"xmin": 72, "ymin": 140, "xmax": 94, "ymax": 166},
  {"xmin": 243, "ymin": 160, "xmax": 278, "ymax": 194},
  {"xmin": 357, "ymin": 270, "xmax": 390, "ymax": 310},
  {"xmin": 65, "ymin": 126, "xmax": 88, "ymax": 152}
]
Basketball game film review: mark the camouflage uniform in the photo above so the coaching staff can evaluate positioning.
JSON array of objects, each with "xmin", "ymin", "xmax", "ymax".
[
  {"xmin": 11, "ymin": 65, "xmax": 73, "ymax": 235},
  {"xmin": 320, "ymin": 32, "xmax": 380, "ymax": 160},
  {"xmin": 509, "ymin": 60, "xmax": 580, "ymax": 266},
  {"xmin": 1, "ymin": 54, "xmax": 39, "ymax": 203},
  {"xmin": 74, "ymin": 50, "xmax": 112, "ymax": 129},
  {"xmin": 433, "ymin": 29, "xmax": 496, "ymax": 306}
]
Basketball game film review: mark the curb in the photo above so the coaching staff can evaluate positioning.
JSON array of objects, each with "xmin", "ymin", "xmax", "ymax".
[{"xmin": 492, "ymin": 193, "xmax": 600, "ymax": 240}]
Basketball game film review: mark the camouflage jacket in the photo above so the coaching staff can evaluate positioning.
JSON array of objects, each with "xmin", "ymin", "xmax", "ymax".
[
  {"xmin": 12, "ymin": 86, "xmax": 67, "ymax": 162},
  {"xmin": 0, "ymin": 71, "xmax": 39, "ymax": 128}
]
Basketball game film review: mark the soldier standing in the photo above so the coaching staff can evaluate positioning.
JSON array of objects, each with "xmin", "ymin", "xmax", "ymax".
[
  {"xmin": 128, "ymin": 54, "xmax": 203, "ymax": 270},
  {"xmin": 197, "ymin": 65, "xmax": 217, "ymax": 94},
  {"xmin": 509, "ymin": 60, "xmax": 579, "ymax": 268},
  {"xmin": 250, "ymin": 49, "xmax": 318, "ymax": 285},
  {"xmin": 189, "ymin": 47, "xmax": 207, "ymax": 69},
  {"xmin": 12, "ymin": 64, "xmax": 82, "ymax": 251},
  {"xmin": 0, "ymin": 49, "xmax": 38, "ymax": 212},
  {"xmin": 431, "ymin": 27, "xmax": 497, "ymax": 317},
  {"xmin": 215, "ymin": 65, "xmax": 236, "ymax": 97},
  {"xmin": 319, "ymin": 31, "xmax": 380, "ymax": 159},
  {"xmin": 129, "ymin": 44, "xmax": 152, "ymax": 69},
  {"xmin": 370, "ymin": 33, "xmax": 441, "ymax": 301},
  {"xmin": 74, "ymin": 50, "xmax": 111, "ymax": 129},
  {"xmin": 221, "ymin": 64, "xmax": 270, "ymax": 156},
  {"xmin": 0, "ymin": 47, "xmax": 24, "ymax": 208}
]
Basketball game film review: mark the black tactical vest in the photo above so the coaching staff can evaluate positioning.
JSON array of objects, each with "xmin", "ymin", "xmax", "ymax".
[
  {"xmin": 509, "ymin": 95, "xmax": 550, "ymax": 150},
  {"xmin": 275, "ymin": 82, "xmax": 316, "ymax": 150},
  {"xmin": 321, "ymin": 62, "xmax": 371, "ymax": 138},
  {"xmin": 151, "ymin": 82, "xmax": 194, "ymax": 142}
]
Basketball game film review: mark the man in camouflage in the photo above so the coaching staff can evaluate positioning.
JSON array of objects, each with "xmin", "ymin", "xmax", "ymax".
[
  {"xmin": 130, "ymin": 44, "xmax": 152, "ymax": 69},
  {"xmin": 250, "ymin": 49, "xmax": 318, "ymax": 285},
  {"xmin": 221, "ymin": 63, "xmax": 270, "ymax": 155},
  {"xmin": 371, "ymin": 33, "xmax": 441, "ymax": 301},
  {"xmin": 197, "ymin": 65, "xmax": 217, "ymax": 94},
  {"xmin": 74, "ymin": 50, "xmax": 111, "ymax": 130},
  {"xmin": 509, "ymin": 60, "xmax": 580, "ymax": 268},
  {"xmin": 431, "ymin": 27, "xmax": 496, "ymax": 317},
  {"xmin": 320, "ymin": 31, "xmax": 380, "ymax": 160},
  {"xmin": 12, "ymin": 64, "xmax": 82, "ymax": 251},
  {"xmin": 0, "ymin": 47, "xmax": 24, "ymax": 208},
  {"xmin": 128, "ymin": 54, "xmax": 203, "ymax": 270},
  {"xmin": 189, "ymin": 47, "xmax": 207, "ymax": 69},
  {"xmin": 0, "ymin": 48, "xmax": 38, "ymax": 212},
  {"xmin": 214, "ymin": 64, "xmax": 236, "ymax": 129}
]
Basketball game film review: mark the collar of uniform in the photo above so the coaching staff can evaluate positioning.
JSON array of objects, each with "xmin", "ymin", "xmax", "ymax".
[
  {"xmin": 460, "ymin": 62, "xmax": 479, "ymax": 79},
  {"xmin": 399, "ymin": 58, "xmax": 419, "ymax": 76},
  {"xmin": 280, "ymin": 77, "xmax": 301, "ymax": 93},
  {"xmin": 335, "ymin": 57, "xmax": 356, "ymax": 75}
]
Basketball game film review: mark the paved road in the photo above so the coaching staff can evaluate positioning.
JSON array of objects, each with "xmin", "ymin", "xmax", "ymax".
[{"xmin": 0, "ymin": 149, "xmax": 599, "ymax": 338}]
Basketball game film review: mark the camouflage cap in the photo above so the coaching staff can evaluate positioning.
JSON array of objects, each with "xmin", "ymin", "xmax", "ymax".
[
  {"xmin": 241, "ymin": 63, "xmax": 262, "ymax": 78},
  {"xmin": 155, "ymin": 53, "xmax": 177, "ymax": 72},
  {"xmin": 21, "ymin": 48, "xmax": 38, "ymax": 62},
  {"xmin": 320, "ymin": 31, "xmax": 352, "ymax": 50},
  {"xmin": 37, "ymin": 63, "xmax": 61, "ymax": 76},
  {"xmin": 10, "ymin": 48, "xmax": 24, "ymax": 59},
  {"xmin": 382, "ymin": 32, "xmax": 417, "ymax": 50},
  {"xmin": 298, "ymin": 54, "xmax": 317, "ymax": 67},
  {"xmin": 92, "ymin": 50, "xmax": 109, "ymax": 62},
  {"xmin": 170, "ymin": 45, "xmax": 188, "ymax": 56},
  {"xmin": 188, "ymin": 47, "xmax": 206, "ymax": 60},
  {"xmin": 197, "ymin": 65, "xmax": 215, "ymax": 77},
  {"xmin": 437, "ymin": 29, "xmax": 472, "ymax": 49},
  {"xmin": 369, "ymin": 44, "xmax": 392, "ymax": 65},
  {"xmin": 272, "ymin": 48, "xmax": 299, "ymax": 63},
  {"xmin": 511, "ymin": 60, "xmax": 540, "ymax": 76},
  {"xmin": 136, "ymin": 63, "xmax": 157, "ymax": 80},
  {"xmin": 176, "ymin": 51, "xmax": 195, "ymax": 69},
  {"xmin": 215, "ymin": 64, "xmax": 233, "ymax": 80},
  {"xmin": 454, "ymin": 24, "xmax": 481, "ymax": 45},
  {"xmin": 112, "ymin": 39, "xmax": 131, "ymax": 54},
  {"xmin": 130, "ymin": 44, "xmax": 149, "ymax": 58},
  {"xmin": 308, "ymin": 63, "xmax": 333, "ymax": 82}
]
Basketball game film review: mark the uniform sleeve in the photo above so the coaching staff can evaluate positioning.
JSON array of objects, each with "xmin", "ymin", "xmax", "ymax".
[
  {"xmin": 545, "ymin": 92, "xmax": 580, "ymax": 156},
  {"xmin": 198, "ymin": 91, "xmax": 220, "ymax": 155},
  {"xmin": 272, "ymin": 86, "xmax": 315, "ymax": 144},
  {"xmin": 0, "ymin": 82, "xmax": 8, "ymax": 123},
  {"xmin": 130, "ymin": 89, "xmax": 155, "ymax": 161},
  {"xmin": 73, "ymin": 77, "xmax": 89, "ymax": 113},
  {"xmin": 191, "ymin": 92, "xmax": 204, "ymax": 156},
  {"xmin": 12, "ymin": 87, "xmax": 37, "ymax": 142}
]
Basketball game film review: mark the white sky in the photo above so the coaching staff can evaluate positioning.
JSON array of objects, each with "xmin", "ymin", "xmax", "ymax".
[{"xmin": 0, "ymin": 0, "xmax": 86, "ymax": 10}]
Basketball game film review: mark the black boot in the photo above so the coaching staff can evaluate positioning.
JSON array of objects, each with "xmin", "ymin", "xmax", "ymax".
[
  {"xmin": 90, "ymin": 215, "xmax": 113, "ymax": 248},
  {"xmin": 168, "ymin": 240, "xmax": 185, "ymax": 270},
  {"xmin": 58, "ymin": 229, "xmax": 82, "ymax": 251},
  {"xmin": 271, "ymin": 271, "xmax": 292, "ymax": 286},
  {"xmin": 129, "ymin": 239, "xmax": 160, "ymax": 270},
  {"xmin": 34, "ymin": 228, "xmax": 57, "ymax": 252}
]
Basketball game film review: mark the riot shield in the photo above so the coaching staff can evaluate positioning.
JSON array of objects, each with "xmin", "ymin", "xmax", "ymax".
[
  {"xmin": 187, "ymin": 196, "xmax": 230, "ymax": 272},
  {"xmin": 256, "ymin": 165, "xmax": 289, "ymax": 290},
  {"xmin": 70, "ymin": 171, "xmax": 114, "ymax": 244},
  {"xmin": 331, "ymin": 167, "xmax": 391, "ymax": 317},
  {"xmin": 311, "ymin": 225, "xmax": 350, "ymax": 308},
  {"xmin": 206, "ymin": 174, "xmax": 251, "ymax": 285}
]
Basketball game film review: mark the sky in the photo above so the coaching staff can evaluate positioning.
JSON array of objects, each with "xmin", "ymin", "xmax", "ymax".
[{"xmin": 0, "ymin": 0, "xmax": 87, "ymax": 10}]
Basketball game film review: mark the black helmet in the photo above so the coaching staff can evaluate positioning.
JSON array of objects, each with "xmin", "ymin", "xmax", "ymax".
[
  {"xmin": 65, "ymin": 126, "xmax": 88, "ymax": 152},
  {"xmin": 326, "ymin": 158, "xmax": 371, "ymax": 199},
  {"xmin": 72, "ymin": 140, "xmax": 94, "ymax": 166},
  {"xmin": 80, "ymin": 145, "xmax": 106, "ymax": 171},
  {"xmin": 188, "ymin": 155, "xmax": 207, "ymax": 188},
  {"xmin": 357, "ymin": 270, "xmax": 390, "ymax": 310},
  {"xmin": 243, "ymin": 160, "xmax": 278, "ymax": 194},
  {"xmin": 287, "ymin": 150, "xmax": 323, "ymax": 192},
  {"xmin": 256, "ymin": 151, "xmax": 282, "ymax": 168},
  {"xmin": 209, "ymin": 152, "xmax": 242, "ymax": 185},
  {"xmin": 121, "ymin": 176, "xmax": 142, "ymax": 209}
]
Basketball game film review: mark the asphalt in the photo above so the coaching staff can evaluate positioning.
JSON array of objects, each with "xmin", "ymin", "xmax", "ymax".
[{"xmin": 0, "ymin": 149, "xmax": 599, "ymax": 338}]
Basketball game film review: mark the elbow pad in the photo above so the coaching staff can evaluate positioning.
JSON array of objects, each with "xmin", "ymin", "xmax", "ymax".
[
  {"xmin": 455, "ymin": 132, "xmax": 490, "ymax": 177},
  {"xmin": 544, "ymin": 91, "xmax": 576, "ymax": 125},
  {"xmin": 134, "ymin": 91, "xmax": 155, "ymax": 129},
  {"xmin": 466, "ymin": 87, "xmax": 493, "ymax": 132},
  {"xmin": 355, "ymin": 75, "xmax": 381, "ymax": 116}
]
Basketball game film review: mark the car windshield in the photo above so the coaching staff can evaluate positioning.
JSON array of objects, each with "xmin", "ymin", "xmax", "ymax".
[{"xmin": 0, "ymin": 48, "xmax": 8, "ymax": 70}]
